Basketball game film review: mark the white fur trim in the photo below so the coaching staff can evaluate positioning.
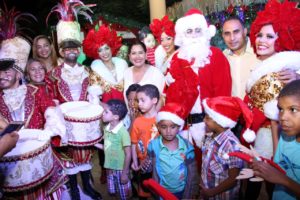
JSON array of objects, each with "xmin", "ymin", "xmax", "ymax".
[
  {"xmin": 243, "ymin": 128, "xmax": 256, "ymax": 143},
  {"xmin": 263, "ymin": 100, "xmax": 279, "ymax": 121},
  {"xmin": 91, "ymin": 57, "xmax": 128, "ymax": 84},
  {"xmin": 87, "ymin": 85, "xmax": 103, "ymax": 96},
  {"xmin": 246, "ymin": 51, "xmax": 300, "ymax": 92},
  {"xmin": 223, "ymin": 153, "xmax": 230, "ymax": 160},
  {"xmin": 203, "ymin": 99, "xmax": 237, "ymax": 128},
  {"xmin": 175, "ymin": 14, "xmax": 209, "ymax": 47},
  {"xmin": 154, "ymin": 45, "xmax": 167, "ymax": 71},
  {"xmin": 208, "ymin": 25, "xmax": 216, "ymax": 38},
  {"xmin": 156, "ymin": 111, "xmax": 185, "ymax": 129}
]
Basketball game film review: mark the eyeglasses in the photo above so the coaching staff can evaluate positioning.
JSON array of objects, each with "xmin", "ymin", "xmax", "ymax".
[{"xmin": 184, "ymin": 28, "xmax": 203, "ymax": 37}]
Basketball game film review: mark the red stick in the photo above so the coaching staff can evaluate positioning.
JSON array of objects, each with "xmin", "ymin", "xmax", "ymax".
[{"xmin": 143, "ymin": 179, "xmax": 178, "ymax": 200}]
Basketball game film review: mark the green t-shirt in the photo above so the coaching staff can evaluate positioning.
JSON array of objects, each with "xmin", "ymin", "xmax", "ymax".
[{"xmin": 104, "ymin": 122, "xmax": 131, "ymax": 170}]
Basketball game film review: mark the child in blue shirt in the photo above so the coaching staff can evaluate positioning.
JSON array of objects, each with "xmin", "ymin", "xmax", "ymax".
[
  {"xmin": 142, "ymin": 102, "xmax": 199, "ymax": 199},
  {"xmin": 253, "ymin": 80, "xmax": 300, "ymax": 199}
]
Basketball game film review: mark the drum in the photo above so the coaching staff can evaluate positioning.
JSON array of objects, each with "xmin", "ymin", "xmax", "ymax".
[
  {"xmin": 60, "ymin": 101, "xmax": 103, "ymax": 147},
  {"xmin": 0, "ymin": 129, "xmax": 54, "ymax": 192}
]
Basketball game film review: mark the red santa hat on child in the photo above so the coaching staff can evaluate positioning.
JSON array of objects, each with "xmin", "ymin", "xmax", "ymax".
[
  {"xmin": 174, "ymin": 8, "xmax": 216, "ymax": 47},
  {"xmin": 156, "ymin": 103, "xmax": 185, "ymax": 130},
  {"xmin": 203, "ymin": 96, "xmax": 256, "ymax": 143}
]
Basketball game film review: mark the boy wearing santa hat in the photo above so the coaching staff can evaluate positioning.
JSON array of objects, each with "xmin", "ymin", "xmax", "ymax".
[
  {"xmin": 200, "ymin": 96, "xmax": 254, "ymax": 199},
  {"xmin": 143, "ymin": 103, "xmax": 199, "ymax": 199}
]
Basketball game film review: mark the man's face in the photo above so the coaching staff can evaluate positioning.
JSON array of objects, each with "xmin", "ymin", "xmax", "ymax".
[
  {"xmin": 222, "ymin": 19, "xmax": 247, "ymax": 54},
  {"xmin": 62, "ymin": 47, "xmax": 80, "ymax": 63},
  {"xmin": 0, "ymin": 68, "xmax": 20, "ymax": 89}
]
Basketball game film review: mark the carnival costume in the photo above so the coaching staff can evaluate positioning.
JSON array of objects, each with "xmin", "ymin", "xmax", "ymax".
[
  {"xmin": 83, "ymin": 25, "xmax": 128, "ymax": 103},
  {"xmin": 150, "ymin": 15, "xmax": 176, "ymax": 74},
  {"xmin": 244, "ymin": 0, "xmax": 300, "ymax": 158},
  {"xmin": 0, "ymin": 7, "xmax": 67, "ymax": 199},
  {"xmin": 165, "ymin": 9, "xmax": 232, "ymax": 148},
  {"xmin": 46, "ymin": 1, "xmax": 103, "ymax": 199}
]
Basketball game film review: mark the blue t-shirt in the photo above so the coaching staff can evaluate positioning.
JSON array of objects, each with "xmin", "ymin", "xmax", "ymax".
[
  {"xmin": 272, "ymin": 132, "xmax": 300, "ymax": 200},
  {"xmin": 147, "ymin": 135, "xmax": 195, "ymax": 193}
]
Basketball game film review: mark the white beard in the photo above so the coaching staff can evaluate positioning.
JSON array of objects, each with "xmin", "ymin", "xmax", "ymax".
[{"xmin": 177, "ymin": 36, "xmax": 211, "ymax": 68}]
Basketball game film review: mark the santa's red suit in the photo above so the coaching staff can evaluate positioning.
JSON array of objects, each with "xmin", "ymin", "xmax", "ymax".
[
  {"xmin": 165, "ymin": 47, "xmax": 232, "ymax": 145},
  {"xmin": 0, "ymin": 84, "xmax": 66, "ymax": 200}
]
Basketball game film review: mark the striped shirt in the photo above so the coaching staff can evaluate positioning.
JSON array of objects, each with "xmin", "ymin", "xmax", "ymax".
[{"xmin": 201, "ymin": 129, "xmax": 243, "ymax": 200}]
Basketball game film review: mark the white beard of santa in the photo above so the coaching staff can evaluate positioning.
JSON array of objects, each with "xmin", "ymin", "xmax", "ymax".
[{"xmin": 177, "ymin": 31, "xmax": 212, "ymax": 68}]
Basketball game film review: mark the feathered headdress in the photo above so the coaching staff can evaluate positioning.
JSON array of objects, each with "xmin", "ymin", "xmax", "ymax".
[
  {"xmin": 82, "ymin": 25, "xmax": 122, "ymax": 59},
  {"xmin": 46, "ymin": 0, "xmax": 95, "ymax": 24},
  {"xmin": 250, "ymin": 0, "xmax": 300, "ymax": 54},
  {"xmin": 149, "ymin": 15, "xmax": 175, "ymax": 42},
  {"xmin": 0, "ymin": 3, "xmax": 36, "ymax": 72},
  {"xmin": 47, "ymin": 0, "xmax": 95, "ymax": 48}
]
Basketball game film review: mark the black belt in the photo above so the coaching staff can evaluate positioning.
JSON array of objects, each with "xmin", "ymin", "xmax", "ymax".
[{"xmin": 186, "ymin": 113, "xmax": 205, "ymax": 124}]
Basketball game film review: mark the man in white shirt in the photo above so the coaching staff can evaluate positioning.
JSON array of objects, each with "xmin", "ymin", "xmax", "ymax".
[{"xmin": 222, "ymin": 17, "xmax": 259, "ymax": 99}]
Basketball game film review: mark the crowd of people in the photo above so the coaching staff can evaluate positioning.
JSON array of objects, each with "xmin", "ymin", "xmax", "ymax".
[{"xmin": 0, "ymin": 0, "xmax": 300, "ymax": 199}]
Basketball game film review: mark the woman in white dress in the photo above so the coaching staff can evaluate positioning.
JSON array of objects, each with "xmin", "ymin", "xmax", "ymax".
[{"xmin": 123, "ymin": 41, "xmax": 165, "ymax": 107}]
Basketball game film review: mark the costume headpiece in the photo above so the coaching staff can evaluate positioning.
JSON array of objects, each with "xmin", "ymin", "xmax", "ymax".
[
  {"xmin": 203, "ymin": 96, "xmax": 256, "ymax": 143},
  {"xmin": 156, "ymin": 103, "xmax": 185, "ymax": 130},
  {"xmin": 149, "ymin": 15, "xmax": 175, "ymax": 42},
  {"xmin": 82, "ymin": 25, "xmax": 122, "ymax": 59},
  {"xmin": 174, "ymin": 8, "xmax": 216, "ymax": 47},
  {"xmin": 250, "ymin": 0, "xmax": 300, "ymax": 54},
  {"xmin": 0, "ymin": 4, "xmax": 35, "ymax": 73},
  {"xmin": 47, "ymin": 0, "xmax": 95, "ymax": 48}
]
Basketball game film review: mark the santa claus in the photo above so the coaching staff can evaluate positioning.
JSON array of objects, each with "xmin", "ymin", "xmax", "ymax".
[{"xmin": 165, "ymin": 8, "xmax": 232, "ymax": 148}]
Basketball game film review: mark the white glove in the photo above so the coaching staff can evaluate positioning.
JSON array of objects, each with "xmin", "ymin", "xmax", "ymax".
[
  {"xmin": 165, "ymin": 72, "xmax": 175, "ymax": 86},
  {"xmin": 44, "ymin": 107, "xmax": 67, "ymax": 144},
  {"xmin": 87, "ymin": 85, "xmax": 102, "ymax": 105}
]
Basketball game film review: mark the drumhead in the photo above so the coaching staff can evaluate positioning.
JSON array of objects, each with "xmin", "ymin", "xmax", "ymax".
[
  {"xmin": 4, "ymin": 129, "xmax": 49, "ymax": 157},
  {"xmin": 60, "ymin": 101, "xmax": 103, "ymax": 119}
]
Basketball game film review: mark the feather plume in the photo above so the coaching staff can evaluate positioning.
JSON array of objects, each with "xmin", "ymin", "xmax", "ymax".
[
  {"xmin": 46, "ymin": 0, "xmax": 96, "ymax": 25},
  {"xmin": 0, "ymin": 2, "xmax": 37, "ymax": 42}
]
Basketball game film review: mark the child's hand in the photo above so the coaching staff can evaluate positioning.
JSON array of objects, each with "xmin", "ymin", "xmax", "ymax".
[
  {"xmin": 131, "ymin": 162, "xmax": 140, "ymax": 171},
  {"xmin": 140, "ymin": 159, "xmax": 152, "ymax": 173},
  {"xmin": 252, "ymin": 160, "xmax": 286, "ymax": 185},
  {"xmin": 199, "ymin": 183, "xmax": 215, "ymax": 198},
  {"xmin": 121, "ymin": 171, "xmax": 129, "ymax": 184}
]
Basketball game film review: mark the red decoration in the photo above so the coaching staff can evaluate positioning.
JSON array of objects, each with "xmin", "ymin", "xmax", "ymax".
[
  {"xmin": 82, "ymin": 25, "xmax": 122, "ymax": 59},
  {"xmin": 250, "ymin": 0, "xmax": 300, "ymax": 54},
  {"xmin": 149, "ymin": 15, "xmax": 175, "ymax": 42},
  {"xmin": 143, "ymin": 179, "xmax": 178, "ymax": 200}
]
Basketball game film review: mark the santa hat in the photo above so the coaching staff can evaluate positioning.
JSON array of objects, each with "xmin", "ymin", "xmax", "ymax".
[
  {"xmin": 174, "ymin": 8, "xmax": 216, "ymax": 47},
  {"xmin": 203, "ymin": 96, "xmax": 256, "ymax": 143},
  {"xmin": 156, "ymin": 103, "xmax": 185, "ymax": 130}
]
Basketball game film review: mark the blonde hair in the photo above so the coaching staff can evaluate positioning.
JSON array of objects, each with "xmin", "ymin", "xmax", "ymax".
[
  {"xmin": 32, "ymin": 35, "xmax": 58, "ymax": 67},
  {"xmin": 25, "ymin": 58, "xmax": 47, "ymax": 82}
]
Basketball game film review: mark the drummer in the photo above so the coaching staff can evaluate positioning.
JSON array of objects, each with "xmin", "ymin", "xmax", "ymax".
[
  {"xmin": 0, "ymin": 35, "xmax": 66, "ymax": 198},
  {"xmin": 46, "ymin": 13, "xmax": 102, "ymax": 199}
]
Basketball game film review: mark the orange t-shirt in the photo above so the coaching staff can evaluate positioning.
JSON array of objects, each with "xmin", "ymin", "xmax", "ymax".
[{"xmin": 131, "ymin": 116, "xmax": 159, "ymax": 161}]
